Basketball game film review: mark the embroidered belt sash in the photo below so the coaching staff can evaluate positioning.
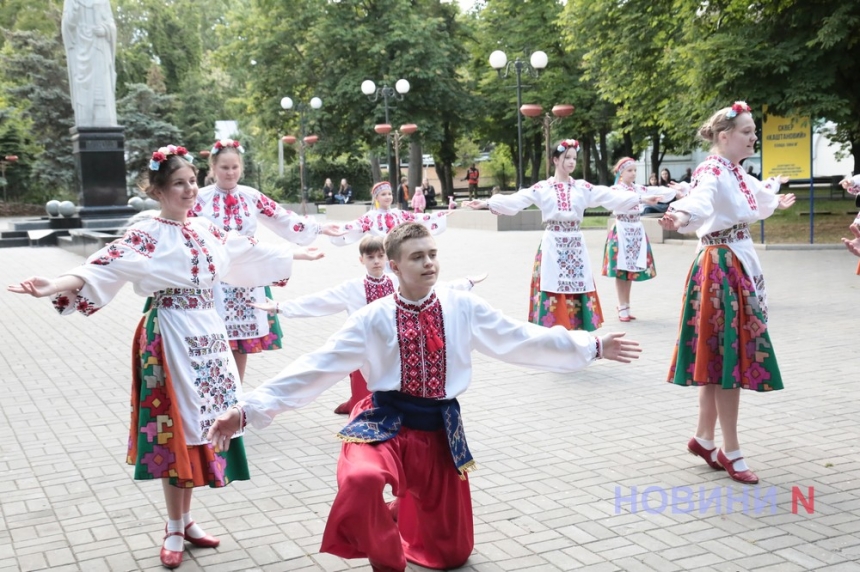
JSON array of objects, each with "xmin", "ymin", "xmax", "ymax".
[
  {"xmin": 337, "ymin": 390, "xmax": 475, "ymax": 478},
  {"xmin": 151, "ymin": 288, "xmax": 215, "ymax": 310},
  {"xmin": 701, "ymin": 223, "xmax": 751, "ymax": 246},
  {"xmin": 616, "ymin": 214, "xmax": 641, "ymax": 223},
  {"xmin": 545, "ymin": 220, "xmax": 581, "ymax": 232}
]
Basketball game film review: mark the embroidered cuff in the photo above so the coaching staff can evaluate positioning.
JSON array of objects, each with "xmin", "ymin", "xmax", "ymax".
[{"xmin": 595, "ymin": 336, "xmax": 603, "ymax": 360}]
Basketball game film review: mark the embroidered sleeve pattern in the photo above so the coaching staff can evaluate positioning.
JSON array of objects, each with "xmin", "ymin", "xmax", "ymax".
[{"xmin": 90, "ymin": 229, "xmax": 157, "ymax": 265}]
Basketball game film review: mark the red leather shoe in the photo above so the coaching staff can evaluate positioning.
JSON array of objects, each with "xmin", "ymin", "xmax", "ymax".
[
  {"xmin": 160, "ymin": 532, "xmax": 184, "ymax": 569},
  {"xmin": 333, "ymin": 401, "xmax": 351, "ymax": 415},
  {"xmin": 617, "ymin": 306, "xmax": 632, "ymax": 322},
  {"xmin": 717, "ymin": 449, "xmax": 759, "ymax": 484},
  {"xmin": 184, "ymin": 521, "xmax": 220, "ymax": 548},
  {"xmin": 687, "ymin": 437, "xmax": 724, "ymax": 471}
]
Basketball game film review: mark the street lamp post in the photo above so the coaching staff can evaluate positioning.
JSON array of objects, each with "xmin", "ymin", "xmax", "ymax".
[
  {"xmin": 280, "ymin": 96, "xmax": 322, "ymax": 215},
  {"xmin": 0, "ymin": 155, "xmax": 19, "ymax": 204},
  {"xmin": 489, "ymin": 50, "xmax": 548, "ymax": 190},
  {"xmin": 361, "ymin": 79, "xmax": 410, "ymax": 186},
  {"xmin": 374, "ymin": 123, "xmax": 419, "ymax": 207},
  {"xmin": 520, "ymin": 104, "xmax": 576, "ymax": 178}
]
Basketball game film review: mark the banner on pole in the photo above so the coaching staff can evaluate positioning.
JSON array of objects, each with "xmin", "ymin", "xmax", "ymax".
[{"xmin": 761, "ymin": 107, "xmax": 811, "ymax": 179}]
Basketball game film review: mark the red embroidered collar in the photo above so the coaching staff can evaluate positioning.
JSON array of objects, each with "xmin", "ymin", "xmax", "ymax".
[{"xmin": 394, "ymin": 290, "xmax": 437, "ymax": 314}]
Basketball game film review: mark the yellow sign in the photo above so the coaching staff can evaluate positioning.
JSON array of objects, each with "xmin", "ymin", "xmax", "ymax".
[{"xmin": 761, "ymin": 107, "xmax": 811, "ymax": 179}]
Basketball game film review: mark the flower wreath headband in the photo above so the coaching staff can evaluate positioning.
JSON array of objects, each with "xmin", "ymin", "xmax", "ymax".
[
  {"xmin": 556, "ymin": 139, "xmax": 580, "ymax": 153},
  {"xmin": 150, "ymin": 145, "xmax": 192, "ymax": 171},
  {"xmin": 211, "ymin": 138, "xmax": 245, "ymax": 155},
  {"xmin": 725, "ymin": 101, "xmax": 752, "ymax": 119}
]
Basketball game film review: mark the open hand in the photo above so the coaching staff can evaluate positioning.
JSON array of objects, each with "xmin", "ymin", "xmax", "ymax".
[
  {"xmin": 777, "ymin": 193, "xmax": 796, "ymax": 210},
  {"xmin": 599, "ymin": 332, "xmax": 642, "ymax": 363},
  {"xmin": 840, "ymin": 178, "xmax": 860, "ymax": 194},
  {"xmin": 207, "ymin": 407, "xmax": 242, "ymax": 451},
  {"xmin": 776, "ymin": 175, "xmax": 790, "ymax": 185},
  {"xmin": 658, "ymin": 212, "xmax": 686, "ymax": 231},
  {"xmin": 460, "ymin": 200, "xmax": 487, "ymax": 210},
  {"xmin": 250, "ymin": 297, "xmax": 278, "ymax": 313},
  {"xmin": 320, "ymin": 223, "xmax": 346, "ymax": 237},
  {"xmin": 7, "ymin": 276, "xmax": 55, "ymax": 298},
  {"xmin": 842, "ymin": 222, "xmax": 860, "ymax": 258},
  {"xmin": 294, "ymin": 247, "xmax": 325, "ymax": 261}
]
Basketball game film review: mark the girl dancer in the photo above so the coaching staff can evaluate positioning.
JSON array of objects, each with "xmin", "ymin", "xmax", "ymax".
[
  {"xmin": 659, "ymin": 102, "xmax": 795, "ymax": 484},
  {"xmin": 331, "ymin": 181, "xmax": 451, "ymax": 246},
  {"xmin": 464, "ymin": 139, "xmax": 660, "ymax": 331},
  {"xmin": 603, "ymin": 157, "xmax": 681, "ymax": 321},
  {"xmin": 8, "ymin": 146, "xmax": 322, "ymax": 568},
  {"xmin": 190, "ymin": 139, "xmax": 341, "ymax": 382}
]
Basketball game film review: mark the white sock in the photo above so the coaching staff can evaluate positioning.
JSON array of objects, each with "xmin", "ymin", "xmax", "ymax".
[
  {"xmin": 182, "ymin": 512, "xmax": 206, "ymax": 540},
  {"xmin": 695, "ymin": 437, "xmax": 718, "ymax": 463},
  {"xmin": 724, "ymin": 449, "xmax": 750, "ymax": 472},
  {"xmin": 164, "ymin": 518, "xmax": 185, "ymax": 552}
]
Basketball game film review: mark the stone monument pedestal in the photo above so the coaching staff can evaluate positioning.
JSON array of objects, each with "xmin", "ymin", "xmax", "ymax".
[{"xmin": 71, "ymin": 126, "xmax": 129, "ymax": 213}]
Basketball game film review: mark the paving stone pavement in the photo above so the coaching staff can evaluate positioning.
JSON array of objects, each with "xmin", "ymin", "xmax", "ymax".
[{"xmin": 1, "ymin": 217, "xmax": 859, "ymax": 572}]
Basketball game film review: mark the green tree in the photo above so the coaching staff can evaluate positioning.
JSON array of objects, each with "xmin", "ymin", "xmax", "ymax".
[
  {"xmin": 117, "ymin": 83, "xmax": 180, "ymax": 185},
  {"xmin": 673, "ymin": 0, "xmax": 860, "ymax": 172},
  {"xmin": 0, "ymin": 25, "xmax": 75, "ymax": 197},
  {"xmin": 563, "ymin": 0, "xmax": 690, "ymax": 179},
  {"xmin": 220, "ymin": 0, "xmax": 475, "ymax": 197}
]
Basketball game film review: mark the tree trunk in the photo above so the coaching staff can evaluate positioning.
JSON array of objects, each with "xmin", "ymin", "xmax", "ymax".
[
  {"xmin": 580, "ymin": 134, "xmax": 592, "ymax": 182},
  {"xmin": 530, "ymin": 132, "xmax": 542, "ymax": 186},
  {"xmin": 650, "ymin": 131, "xmax": 661, "ymax": 176},
  {"xmin": 622, "ymin": 132, "xmax": 634, "ymax": 159},
  {"xmin": 595, "ymin": 128, "xmax": 610, "ymax": 184},
  {"xmin": 369, "ymin": 152, "xmax": 382, "ymax": 183},
  {"xmin": 408, "ymin": 141, "xmax": 422, "ymax": 191}
]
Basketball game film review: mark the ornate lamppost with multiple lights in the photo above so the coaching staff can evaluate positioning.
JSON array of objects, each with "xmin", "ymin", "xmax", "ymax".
[
  {"xmin": 488, "ymin": 50, "xmax": 548, "ymax": 190},
  {"xmin": 373, "ymin": 123, "xmax": 419, "ymax": 208},
  {"xmin": 519, "ymin": 104, "xmax": 575, "ymax": 178},
  {"xmin": 280, "ymin": 96, "xmax": 322, "ymax": 215},
  {"xmin": 0, "ymin": 154, "xmax": 19, "ymax": 204},
  {"xmin": 361, "ymin": 79, "xmax": 410, "ymax": 186}
]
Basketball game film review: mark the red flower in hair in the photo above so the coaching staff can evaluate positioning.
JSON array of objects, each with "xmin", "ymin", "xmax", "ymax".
[
  {"xmin": 152, "ymin": 151, "xmax": 166, "ymax": 162},
  {"xmin": 232, "ymin": 140, "xmax": 240, "ymax": 148},
  {"xmin": 214, "ymin": 141, "xmax": 224, "ymax": 150},
  {"xmin": 176, "ymin": 146, "xmax": 188, "ymax": 156}
]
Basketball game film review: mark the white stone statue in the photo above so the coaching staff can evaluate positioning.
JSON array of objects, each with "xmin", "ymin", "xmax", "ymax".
[{"xmin": 61, "ymin": 0, "xmax": 118, "ymax": 127}]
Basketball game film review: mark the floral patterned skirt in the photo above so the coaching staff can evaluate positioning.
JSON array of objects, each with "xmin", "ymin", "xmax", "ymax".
[
  {"xmin": 602, "ymin": 225, "xmax": 656, "ymax": 281},
  {"xmin": 529, "ymin": 245, "xmax": 603, "ymax": 331},
  {"xmin": 229, "ymin": 286, "xmax": 284, "ymax": 354},
  {"xmin": 667, "ymin": 246, "xmax": 782, "ymax": 391},
  {"xmin": 129, "ymin": 307, "xmax": 250, "ymax": 488}
]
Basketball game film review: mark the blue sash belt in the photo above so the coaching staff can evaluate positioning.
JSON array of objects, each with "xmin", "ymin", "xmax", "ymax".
[{"xmin": 337, "ymin": 390, "xmax": 476, "ymax": 478}]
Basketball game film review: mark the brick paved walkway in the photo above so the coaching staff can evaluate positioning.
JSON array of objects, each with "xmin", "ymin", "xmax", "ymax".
[{"xmin": 1, "ymin": 219, "xmax": 859, "ymax": 571}]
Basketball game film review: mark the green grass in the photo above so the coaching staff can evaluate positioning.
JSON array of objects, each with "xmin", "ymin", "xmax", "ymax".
[{"xmin": 583, "ymin": 196, "xmax": 858, "ymax": 243}]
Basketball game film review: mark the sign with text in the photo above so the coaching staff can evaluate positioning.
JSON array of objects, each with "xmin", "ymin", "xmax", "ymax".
[{"xmin": 761, "ymin": 107, "xmax": 811, "ymax": 179}]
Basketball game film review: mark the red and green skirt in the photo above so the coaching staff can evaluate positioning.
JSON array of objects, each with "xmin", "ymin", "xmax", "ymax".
[
  {"xmin": 668, "ymin": 246, "xmax": 782, "ymax": 391},
  {"xmin": 229, "ymin": 286, "xmax": 284, "ymax": 354},
  {"xmin": 602, "ymin": 225, "xmax": 656, "ymax": 281},
  {"xmin": 528, "ymin": 245, "xmax": 603, "ymax": 331},
  {"xmin": 128, "ymin": 306, "xmax": 250, "ymax": 488}
]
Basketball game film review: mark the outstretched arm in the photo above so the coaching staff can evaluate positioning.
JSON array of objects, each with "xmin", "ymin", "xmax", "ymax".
[{"xmin": 8, "ymin": 275, "xmax": 85, "ymax": 298}]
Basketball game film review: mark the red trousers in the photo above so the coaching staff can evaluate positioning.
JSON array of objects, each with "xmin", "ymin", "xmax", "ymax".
[{"xmin": 320, "ymin": 396, "xmax": 474, "ymax": 571}]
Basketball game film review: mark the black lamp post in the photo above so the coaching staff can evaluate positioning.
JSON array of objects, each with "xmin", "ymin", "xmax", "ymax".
[
  {"xmin": 280, "ymin": 96, "xmax": 322, "ymax": 215},
  {"xmin": 361, "ymin": 79, "xmax": 410, "ymax": 186},
  {"xmin": 489, "ymin": 50, "xmax": 548, "ymax": 190}
]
